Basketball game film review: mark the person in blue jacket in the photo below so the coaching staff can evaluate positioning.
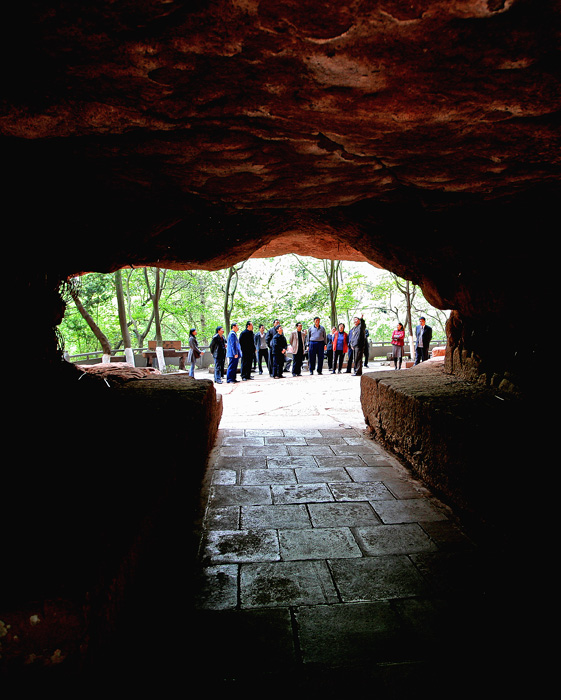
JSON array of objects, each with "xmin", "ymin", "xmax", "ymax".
[{"xmin": 226, "ymin": 322, "xmax": 241, "ymax": 383}]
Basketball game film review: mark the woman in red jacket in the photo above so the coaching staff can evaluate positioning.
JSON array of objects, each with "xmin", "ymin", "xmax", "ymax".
[
  {"xmin": 391, "ymin": 322, "xmax": 405, "ymax": 370},
  {"xmin": 331, "ymin": 323, "xmax": 349, "ymax": 374}
]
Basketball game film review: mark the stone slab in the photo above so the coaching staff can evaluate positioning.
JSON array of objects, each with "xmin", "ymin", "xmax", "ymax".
[
  {"xmin": 201, "ymin": 529, "xmax": 280, "ymax": 564},
  {"xmin": 371, "ymin": 499, "xmax": 449, "ymax": 524},
  {"xmin": 241, "ymin": 504, "xmax": 312, "ymax": 529},
  {"xmin": 271, "ymin": 483, "xmax": 334, "ymax": 504},
  {"xmin": 308, "ymin": 502, "xmax": 382, "ymax": 528},
  {"xmin": 329, "ymin": 555, "xmax": 430, "ymax": 601},
  {"xmin": 240, "ymin": 561, "xmax": 339, "ymax": 607},
  {"xmin": 278, "ymin": 527, "xmax": 363, "ymax": 560},
  {"xmin": 354, "ymin": 524, "xmax": 439, "ymax": 556}
]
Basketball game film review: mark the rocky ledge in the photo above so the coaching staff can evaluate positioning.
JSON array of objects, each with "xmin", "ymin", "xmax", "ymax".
[{"xmin": 360, "ymin": 358, "xmax": 529, "ymax": 542}]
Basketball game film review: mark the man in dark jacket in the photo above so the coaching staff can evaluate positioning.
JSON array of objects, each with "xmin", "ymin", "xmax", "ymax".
[
  {"xmin": 348, "ymin": 315, "xmax": 366, "ymax": 376},
  {"xmin": 239, "ymin": 321, "xmax": 255, "ymax": 380},
  {"xmin": 209, "ymin": 326, "xmax": 226, "ymax": 384},
  {"xmin": 265, "ymin": 319, "xmax": 280, "ymax": 375},
  {"xmin": 270, "ymin": 325, "xmax": 288, "ymax": 378},
  {"xmin": 414, "ymin": 317, "xmax": 433, "ymax": 364}
]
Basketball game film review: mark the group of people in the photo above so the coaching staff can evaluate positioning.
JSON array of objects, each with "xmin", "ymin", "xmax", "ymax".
[
  {"xmin": 203, "ymin": 316, "xmax": 367, "ymax": 384},
  {"xmin": 188, "ymin": 315, "xmax": 433, "ymax": 383},
  {"xmin": 390, "ymin": 316, "xmax": 433, "ymax": 369}
]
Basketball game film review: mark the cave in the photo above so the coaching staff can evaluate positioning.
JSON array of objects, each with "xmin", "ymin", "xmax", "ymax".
[{"xmin": 2, "ymin": 0, "xmax": 556, "ymax": 681}]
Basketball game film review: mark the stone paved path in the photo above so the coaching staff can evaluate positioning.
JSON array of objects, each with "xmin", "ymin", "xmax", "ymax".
[{"xmin": 190, "ymin": 369, "xmax": 502, "ymax": 694}]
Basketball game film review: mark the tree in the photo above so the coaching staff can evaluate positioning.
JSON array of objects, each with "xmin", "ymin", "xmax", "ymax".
[
  {"xmin": 222, "ymin": 262, "xmax": 246, "ymax": 330},
  {"xmin": 114, "ymin": 269, "xmax": 135, "ymax": 364},
  {"xmin": 68, "ymin": 279, "xmax": 112, "ymax": 361},
  {"xmin": 144, "ymin": 267, "xmax": 167, "ymax": 369},
  {"xmin": 291, "ymin": 255, "xmax": 342, "ymax": 328}
]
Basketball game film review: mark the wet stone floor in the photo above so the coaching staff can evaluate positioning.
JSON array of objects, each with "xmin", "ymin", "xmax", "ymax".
[{"xmin": 190, "ymin": 388, "xmax": 501, "ymax": 694}]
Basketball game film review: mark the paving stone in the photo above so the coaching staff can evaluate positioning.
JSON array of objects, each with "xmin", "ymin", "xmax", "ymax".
[
  {"xmin": 271, "ymin": 483, "xmax": 334, "ymax": 504},
  {"xmin": 315, "ymin": 455, "xmax": 365, "ymax": 468},
  {"xmin": 319, "ymin": 429, "xmax": 362, "ymax": 438},
  {"xmin": 282, "ymin": 429, "xmax": 323, "ymax": 437},
  {"xmin": 240, "ymin": 468, "xmax": 297, "ymax": 485},
  {"xmin": 329, "ymin": 482, "xmax": 395, "ymax": 502},
  {"xmin": 346, "ymin": 466, "xmax": 397, "ymax": 482},
  {"xmin": 330, "ymin": 444, "xmax": 379, "ymax": 455},
  {"xmin": 219, "ymin": 446, "xmax": 244, "ymax": 457},
  {"xmin": 343, "ymin": 437, "xmax": 381, "ymax": 448},
  {"xmin": 204, "ymin": 506, "xmax": 240, "ymax": 530},
  {"xmin": 358, "ymin": 453, "xmax": 395, "ymax": 467},
  {"xmin": 354, "ymin": 523, "xmax": 439, "ymax": 556},
  {"xmin": 287, "ymin": 444, "xmax": 335, "ymax": 456},
  {"xmin": 241, "ymin": 504, "xmax": 311, "ymax": 529},
  {"xmin": 209, "ymin": 484, "xmax": 272, "ymax": 507},
  {"xmin": 268, "ymin": 456, "xmax": 318, "ymax": 468},
  {"xmin": 245, "ymin": 429, "xmax": 285, "ymax": 436},
  {"xmin": 211, "ymin": 469, "xmax": 238, "ymax": 485},
  {"xmin": 278, "ymin": 527, "xmax": 363, "ymax": 560},
  {"xmin": 295, "ymin": 602, "xmax": 409, "ymax": 665},
  {"xmin": 329, "ymin": 555, "xmax": 430, "ymax": 601},
  {"xmin": 304, "ymin": 437, "xmax": 346, "ymax": 445},
  {"xmin": 201, "ymin": 529, "xmax": 280, "ymax": 564},
  {"xmin": 194, "ymin": 564, "xmax": 239, "ymax": 610},
  {"xmin": 213, "ymin": 456, "xmax": 267, "ymax": 469},
  {"xmin": 240, "ymin": 561, "xmax": 339, "ymax": 607},
  {"xmin": 263, "ymin": 436, "xmax": 307, "ymax": 445},
  {"xmin": 294, "ymin": 467, "xmax": 351, "ymax": 483},
  {"xmin": 372, "ymin": 499, "xmax": 449, "ymax": 524},
  {"xmin": 382, "ymin": 479, "xmax": 428, "ymax": 499},
  {"xmin": 419, "ymin": 520, "xmax": 477, "ymax": 552},
  {"xmin": 243, "ymin": 445, "xmax": 288, "ymax": 455},
  {"xmin": 221, "ymin": 436, "xmax": 265, "ymax": 446},
  {"xmin": 308, "ymin": 502, "xmax": 382, "ymax": 528}
]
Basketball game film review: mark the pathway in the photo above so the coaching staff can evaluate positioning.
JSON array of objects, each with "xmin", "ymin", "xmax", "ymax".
[{"xmin": 190, "ymin": 367, "xmax": 502, "ymax": 694}]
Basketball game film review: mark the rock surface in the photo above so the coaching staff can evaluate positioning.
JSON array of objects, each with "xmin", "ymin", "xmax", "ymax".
[{"xmin": 3, "ymin": 1, "xmax": 560, "ymax": 331}]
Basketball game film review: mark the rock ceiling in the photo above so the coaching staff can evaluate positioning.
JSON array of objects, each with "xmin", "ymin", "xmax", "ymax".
[{"xmin": 2, "ymin": 1, "xmax": 560, "ymax": 313}]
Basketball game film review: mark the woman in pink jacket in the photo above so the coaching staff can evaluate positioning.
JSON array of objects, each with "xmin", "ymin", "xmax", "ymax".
[
  {"xmin": 331, "ymin": 323, "xmax": 349, "ymax": 374},
  {"xmin": 391, "ymin": 322, "xmax": 405, "ymax": 370}
]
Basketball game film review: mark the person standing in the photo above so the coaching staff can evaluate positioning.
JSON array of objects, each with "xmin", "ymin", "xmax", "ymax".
[
  {"xmin": 254, "ymin": 324, "xmax": 269, "ymax": 375},
  {"xmin": 307, "ymin": 317, "xmax": 327, "ymax": 375},
  {"xmin": 266, "ymin": 319, "xmax": 280, "ymax": 375},
  {"xmin": 187, "ymin": 328, "xmax": 203, "ymax": 378},
  {"xmin": 414, "ymin": 317, "xmax": 433, "ymax": 365},
  {"xmin": 348, "ymin": 315, "xmax": 366, "ymax": 376},
  {"xmin": 270, "ymin": 325, "xmax": 288, "ymax": 378},
  {"xmin": 226, "ymin": 322, "xmax": 241, "ymax": 383},
  {"xmin": 391, "ymin": 322, "xmax": 405, "ymax": 370},
  {"xmin": 345, "ymin": 344, "xmax": 353, "ymax": 373},
  {"xmin": 331, "ymin": 323, "xmax": 348, "ymax": 374},
  {"xmin": 363, "ymin": 327, "xmax": 370, "ymax": 368},
  {"xmin": 239, "ymin": 321, "xmax": 255, "ymax": 381},
  {"xmin": 326, "ymin": 327, "xmax": 336, "ymax": 372},
  {"xmin": 289, "ymin": 322, "xmax": 306, "ymax": 377},
  {"xmin": 209, "ymin": 326, "xmax": 226, "ymax": 384}
]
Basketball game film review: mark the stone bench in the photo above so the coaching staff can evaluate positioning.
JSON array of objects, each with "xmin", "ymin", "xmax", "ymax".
[
  {"xmin": 360, "ymin": 357, "xmax": 527, "ymax": 540},
  {"xmin": 1, "ymin": 371, "xmax": 222, "ymax": 675}
]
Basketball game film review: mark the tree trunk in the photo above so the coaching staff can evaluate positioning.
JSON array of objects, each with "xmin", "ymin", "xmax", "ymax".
[
  {"xmin": 69, "ymin": 286, "xmax": 112, "ymax": 360},
  {"xmin": 115, "ymin": 269, "xmax": 135, "ymax": 365},
  {"xmin": 223, "ymin": 262, "xmax": 245, "ymax": 331}
]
